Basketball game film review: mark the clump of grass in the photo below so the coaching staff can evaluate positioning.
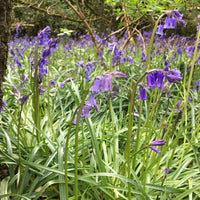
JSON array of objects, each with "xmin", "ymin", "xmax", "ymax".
[{"xmin": 0, "ymin": 10, "xmax": 200, "ymax": 200}]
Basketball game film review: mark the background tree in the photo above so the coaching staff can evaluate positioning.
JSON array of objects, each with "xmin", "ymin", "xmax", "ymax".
[{"xmin": 0, "ymin": 0, "xmax": 12, "ymax": 108}]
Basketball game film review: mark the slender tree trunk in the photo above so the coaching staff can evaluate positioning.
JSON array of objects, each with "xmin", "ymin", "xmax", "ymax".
[{"xmin": 0, "ymin": 0, "xmax": 12, "ymax": 108}]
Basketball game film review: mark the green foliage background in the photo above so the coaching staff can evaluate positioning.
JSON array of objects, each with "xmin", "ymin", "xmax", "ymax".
[{"xmin": 13, "ymin": 0, "xmax": 200, "ymax": 36}]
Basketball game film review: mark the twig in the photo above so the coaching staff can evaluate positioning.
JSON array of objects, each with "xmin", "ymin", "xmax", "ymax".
[{"xmin": 64, "ymin": 0, "xmax": 100, "ymax": 54}]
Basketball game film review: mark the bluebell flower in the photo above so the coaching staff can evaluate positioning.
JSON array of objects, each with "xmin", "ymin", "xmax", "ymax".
[
  {"xmin": 146, "ymin": 74, "xmax": 156, "ymax": 89},
  {"xmin": 155, "ymin": 25, "xmax": 164, "ymax": 35},
  {"xmin": 86, "ymin": 93, "xmax": 99, "ymax": 112},
  {"xmin": 39, "ymin": 85, "xmax": 45, "ymax": 95},
  {"xmin": 177, "ymin": 47, "xmax": 182, "ymax": 55},
  {"xmin": 194, "ymin": 80, "xmax": 200, "ymax": 91},
  {"xmin": 49, "ymin": 79, "xmax": 56, "ymax": 87},
  {"xmin": 16, "ymin": 23, "xmax": 21, "ymax": 34},
  {"xmin": 100, "ymin": 76, "xmax": 112, "ymax": 91},
  {"xmin": 149, "ymin": 146, "xmax": 161, "ymax": 154},
  {"xmin": 175, "ymin": 100, "xmax": 182, "ymax": 110},
  {"xmin": 19, "ymin": 95, "xmax": 29, "ymax": 105},
  {"xmin": 150, "ymin": 139, "xmax": 167, "ymax": 146},
  {"xmin": 164, "ymin": 61, "xmax": 170, "ymax": 69},
  {"xmin": 12, "ymin": 85, "xmax": 20, "ymax": 95},
  {"xmin": 38, "ymin": 26, "xmax": 51, "ymax": 45},
  {"xmin": 127, "ymin": 55, "xmax": 133, "ymax": 64},
  {"xmin": 72, "ymin": 113, "xmax": 82, "ymax": 125},
  {"xmin": 141, "ymin": 51, "xmax": 146, "ymax": 62},
  {"xmin": 164, "ymin": 167, "xmax": 170, "ymax": 178},
  {"xmin": 90, "ymin": 78, "xmax": 102, "ymax": 93},
  {"xmin": 164, "ymin": 16, "xmax": 177, "ymax": 29},
  {"xmin": 14, "ymin": 58, "xmax": 22, "ymax": 68},
  {"xmin": 165, "ymin": 73, "xmax": 182, "ymax": 84},
  {"xmin": 59, "ymin": 82, "xmax": 65, "ymax": 88},
  {"xmin": 112, "ymin": 47, "xmax": 121, "ymax": 66},
  {"xmin": 145, "ymin": 72, "xmax": 164, "ymax": 89},
  {"xmin": 81, "ymin": 105, "xmax": 91, "ymax": 118},
  {"xmin": 138, "ymin": 88, "xmax": 147, "ymax": 101},
  {"xmin": 1, "ymin": 100, "xmax": 7, "ymax": 112},
  {"xmin": 66, "ymin": 77, "xmax": 73, "ymax": 82},
  {"xmin": 174, "ymin": 11, "xmax": 183, "ymax": 20}
]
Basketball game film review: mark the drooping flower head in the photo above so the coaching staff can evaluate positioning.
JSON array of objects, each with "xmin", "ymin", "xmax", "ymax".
[{"xmin": 149, "ymin": 138, "xmax": 167, "ymax": 154}]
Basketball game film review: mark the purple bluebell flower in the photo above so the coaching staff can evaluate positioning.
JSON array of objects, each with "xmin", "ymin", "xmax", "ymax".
[
  {"xmin": 19, "ymin": 95, "xmax": 29, "ymax": 105},
  {"xmin": 141, "ymin": 51, "xmax": 146, "ymax": 62},
  {"xmin": 112, "ymin": 47, "xmax": 121, "ymax": 66},
  {"xmin": 81, "ymin": 105, "xmax": 91, "ymax": 117},
  {"xmin": 177, "ymin": 47, "xmax": 182, "ymax": 55},
  {"xmin": 149, "ymin": 146, "xmax": 161, "ymax": 154},
  {"xmin": 134, "ymin": 111, "xmax": 138, "ymax": 119},
  {"xmin": 42, "ymin": 49, "xmax": 50, "ymax": 59},
  {"xmin": 150, "ymin": 139, "xmax": 167, "ymax": 146},
  {"xmin": 86, "ymin": 93, "xmax": 99, "ymax": 112},
  {"xmin": 90, "ymin": 78, "xmax": 101, "ymax": 93},
  {"xmin": 19, "ymin": 82, "xmax": 25, "ymax": 89},
  {"xmin": 38, "ymin": 26, "xmax": 51, "ymax": 45},
  {"xmin": 164, "ymin": 16, "xmax": 177, "ymax": 29},
  {"xmin": 21, "ymin": 74, "xmax": 27, "ymax": 82},
  {"xmin": 165, "ymin": 74, "xmax": 182, "ymax": 84},
  {"xmin": 12, "ymin": 85, "xmax": 20, "ymax": 95},
  {"xmin": 194, "ymin": 80, "xmax": 200, "ymax": 91},
  {"xmin": 66, "ymin": 77, "xmax": 73, "ymax": 82},
  {"xmin": 146, "ymin": 74, "xmax": 156, "ymax": 89},
  {"xmin": 146, "ymin": 72, "xmax": 164, "ymax": 89},
  {"xmin": 156, "ymin": 25, "xmax": 164, "ymax": 35},
  {"xmin": 149, "ymin": 138, "xmax": 167, "ymax": 154},
  {"xmin": 187, "ymin": 46, "xmax": 195, "ymax": 57},
  {"xmin": 39, "ymin": 85, "xmax": 45, "ymax": 95},
  {"xmin": 175, "ymin": 100, "xmax": 182, "ymax": 110},
  {"xmin": 111, "ymin": 71, "xmax": 126, "ymax": 78},
  {"xmin": 174, "ymin": 11, "xmax": 183, "ymax": 20},
  {"xmin": 154, "ymin": 71, "xmax": 164, "ymax": 88},
  {"xmin": 127, "ymin": 55, "xmax": 133, "ymax": 64},
  {"xmin": 72, "ymin": 114, "xmax": 81, "ymax": 125},
  {"xmin": 14, "ymin": 58, "xmax": 22, "ymax": 68},
  {"xmin": 77, "ymin": 60, "xmax": 84, "ymax": 68},
  {"xmin": 16, "ymin": 23, "xmax": 21, "ymax": 34},
  {"xmin": 100, "ymin": 76, "xmax": 112, "ymax": 91},
  {"xmin": 59, "ymin": 82, "xmax": 65, "ymax": 88},
  {"xmin": 164, "ymin": 61, "xmax": 170, "ymax": 69},
  {"xmin": 49, "ymin": 79, "xmax": 56, "ymax": 87},
  {"xmin": 1, "ymin": 100, "xmax": 7, "ymax": 112},
  {"xmin": 165, "ymin": 167, "xmax": 170, "ymax": 175},
  {"xmin": 84, "ymin": 71, "xmax": 91, "ymax": 81},
  {"xmin": 138, "ymin": 88, "xmax": 147, "ymax": 101},
  {"xmin": 164, "ymin": 167, "xmax": 170, "ymax": 179}
]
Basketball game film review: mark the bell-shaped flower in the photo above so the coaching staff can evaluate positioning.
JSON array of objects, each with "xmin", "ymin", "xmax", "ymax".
[
  {"xmin": 138, "ymin": 88, "xmax": 147, "ymax": 101},
  {"xmin": 150, "ymin": 139, "xmax": 167, "ymax": 146}
]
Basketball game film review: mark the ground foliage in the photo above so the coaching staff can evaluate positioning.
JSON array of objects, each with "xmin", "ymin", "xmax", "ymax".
[{"xmin": 0, "ymin": 10, "xmax": 200, "ymax": 200}]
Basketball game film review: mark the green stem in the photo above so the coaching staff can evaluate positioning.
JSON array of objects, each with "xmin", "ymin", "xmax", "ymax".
[
  {"xmin": 64, "ymin": 80, "xmax": 94, "ymax": 200},
  {"xmin": 124, "ymin": 72, "xmax": 146, "ymax": 199},
  {"xmin": 145, "ymin": 13, "xmax": 166, "ymax": 71},
  {"xmin": 33, "ymin": 41, "xmax": 40, "ymax": 143}
]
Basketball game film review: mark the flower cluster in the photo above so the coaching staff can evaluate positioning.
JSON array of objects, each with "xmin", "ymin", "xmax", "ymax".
[
  {"xmin": 138, "ymin": 68, "xmax": 182, "ymax": 101},
  {"xmin": 156, "ymin": 10, "xmax": 186, "ymax": 35},
  {"xmin": 149, "ymin": 139, "xmax": 167, "ymax": 154},
  {"xmin": 73, "ymin": 71, "xmax": 126, "ymax": 124}
]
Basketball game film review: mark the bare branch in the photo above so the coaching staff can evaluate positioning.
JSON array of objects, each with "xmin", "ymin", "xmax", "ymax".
[
  {"xmin": 15, "ymin": 0, "xmax": 104, "ymax": 23},
  {"xmin": 64, "ymin": 0, "xmax": 100, "ymax": 53}
]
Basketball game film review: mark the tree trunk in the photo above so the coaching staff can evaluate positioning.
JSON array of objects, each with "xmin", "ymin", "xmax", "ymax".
[{"xmin": 0, "ymin": 0, "xmax": 12, "ymax": 108}]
